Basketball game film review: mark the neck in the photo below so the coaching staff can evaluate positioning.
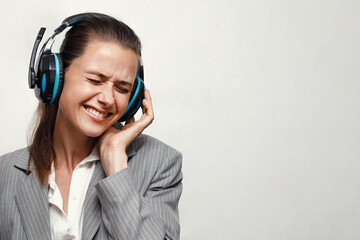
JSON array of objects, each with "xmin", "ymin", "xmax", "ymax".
[{"xmin": 53, "ymin": 114, "xmax": 97, "ymax": 172}]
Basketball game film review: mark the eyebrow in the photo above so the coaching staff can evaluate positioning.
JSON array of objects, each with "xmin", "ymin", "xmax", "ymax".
[
  {"xmin": 86, "ymin": 70, "xmax": 133, "ymax": 87},
  {"xmin": 86, "ymin": 70, "xmax": 110, "ymax": 79}
]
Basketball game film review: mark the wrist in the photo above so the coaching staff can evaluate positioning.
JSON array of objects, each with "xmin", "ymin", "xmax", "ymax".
[{"xmin": 101, "ymin": 146, "xmax": 129, "ymax": 176}]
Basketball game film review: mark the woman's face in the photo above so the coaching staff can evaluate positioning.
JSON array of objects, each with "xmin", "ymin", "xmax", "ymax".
[{"xmin": 57, "ymin": 40, "xmax": 138, "ymax": 137}]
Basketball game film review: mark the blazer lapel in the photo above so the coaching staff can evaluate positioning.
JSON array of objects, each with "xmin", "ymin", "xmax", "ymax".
[
  {"xmin": 13, "ymin": 148, "xmax": 51, "ymax": 240},
  {"xmin": 82, "ymin": 160, "xmax": 106, "ymax": 239},
  {"xmin": 82, "ymin": 142, "xmax": 137, "ymax": 239},
  {"xmin": 15, "ymin": 171, "xmax": 51, "ymax": 240}
]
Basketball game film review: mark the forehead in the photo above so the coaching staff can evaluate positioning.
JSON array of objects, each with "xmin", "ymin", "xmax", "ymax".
[
  {"xmin": 74, "ymin": 40, "xmax": 138, "ymax": 78},
  {"xmin": 81, "ymin": 40, "xmax": 137, "ymax": 64}
]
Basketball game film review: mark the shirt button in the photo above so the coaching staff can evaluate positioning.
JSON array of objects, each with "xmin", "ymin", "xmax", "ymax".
[{"xmin": 72, "ymin": 195, "xmax": 77, "ymax": 201}]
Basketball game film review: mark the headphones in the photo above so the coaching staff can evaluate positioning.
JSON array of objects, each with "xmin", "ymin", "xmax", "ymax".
[{"xmin": 28, "ymin": 13, "xmax": 145, "ymax": 122}]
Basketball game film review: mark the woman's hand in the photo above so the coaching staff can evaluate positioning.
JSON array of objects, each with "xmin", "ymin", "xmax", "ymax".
[{"xmin": 99, "ymin": 90, "xmax": 154, "ymax": 176}]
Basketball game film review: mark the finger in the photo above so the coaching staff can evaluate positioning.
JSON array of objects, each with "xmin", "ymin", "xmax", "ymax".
[
  {"xmin": 144, "ymin": 89, "xmax": 152, "ymax": 103},
  {"xmin": 141, "ymin": 99, "xmax": 150, "ymax": 115},
  {"xmin": 140, "ymin": 99, "xmax": 154, "ymax": 122},
  {"xmin": 142, "ymin": 99, "xmax": 147, "ymax": 114},
  {"xmin": 127, "ymin": 90, "xmax": 154, "ymax": 126},
  {"xmin": 142, "ymin": 90, "xmax": 153, "ymax": 112}
]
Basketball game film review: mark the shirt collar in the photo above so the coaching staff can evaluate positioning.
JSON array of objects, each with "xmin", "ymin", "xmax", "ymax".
[
  {"xmin": 48, "ymin": 143, "xmax": 100, "ymax": 190},
  {"xmin": 78, "ymin": 142, "xmax": 100, "ymax": 166}
]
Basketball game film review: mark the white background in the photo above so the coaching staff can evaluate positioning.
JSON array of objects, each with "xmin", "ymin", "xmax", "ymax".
[{"xmin": 0, "ymin": 0, "xmax": 359, "ymax": 239}]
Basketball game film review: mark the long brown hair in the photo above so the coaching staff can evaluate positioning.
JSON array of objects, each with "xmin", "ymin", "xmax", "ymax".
[{"xmin": 28, "ymin": 14, "xmax": 142, "ymax": 185}]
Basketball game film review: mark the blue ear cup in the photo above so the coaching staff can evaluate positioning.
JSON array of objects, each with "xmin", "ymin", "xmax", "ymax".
[
  {"xmin": 34, "ymin": 52, "xmax": 64, "ymax": 104},
  {"xmin": 118, "ymin": 67, "xmax": 145, "ymax": 122}
]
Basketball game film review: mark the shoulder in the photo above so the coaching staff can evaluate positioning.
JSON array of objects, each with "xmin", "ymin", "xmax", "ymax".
[
  {"xmin": 131, "ymin": 134, "xmax": 182, "ymax": 164},
  {"xmin": 0, "ymin": 147, "xmax": 29, "ymax": 194},
  {"xmin": 113, "ymin": 122, "xmax": 182, "ymax": 164},
  {"xmin": 0, "ymin": 147, "xmax": 29, "ymax": 172},
  {"xmin": 128, "ymin": 134, "xmax": 182, "ymax": 186}
]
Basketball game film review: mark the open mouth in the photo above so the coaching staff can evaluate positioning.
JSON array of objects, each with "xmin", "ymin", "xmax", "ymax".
[{"xmin": 83, "ymin": 105, "xmax": 112, "ymax": 119}]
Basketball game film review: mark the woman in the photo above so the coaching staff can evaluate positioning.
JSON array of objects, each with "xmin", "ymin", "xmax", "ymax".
[{"xmin": 0, "ymin": 13, "xmax": 182, "ymax": 240}]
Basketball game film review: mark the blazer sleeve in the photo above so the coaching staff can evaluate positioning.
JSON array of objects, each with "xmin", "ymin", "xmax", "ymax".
[{"xmin": 94, "ymin": 142, "xmax": 183, "ymax": 240}]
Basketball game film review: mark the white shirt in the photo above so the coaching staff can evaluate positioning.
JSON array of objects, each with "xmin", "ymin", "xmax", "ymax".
[{"xmin": 48, "ymin": 145, "xmax": 100, "ymax": 240}]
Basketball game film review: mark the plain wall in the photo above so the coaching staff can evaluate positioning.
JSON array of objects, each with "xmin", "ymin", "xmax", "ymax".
[{"xmin": 0, "ymin": 0, "xmax": 359, "ymax": 239}]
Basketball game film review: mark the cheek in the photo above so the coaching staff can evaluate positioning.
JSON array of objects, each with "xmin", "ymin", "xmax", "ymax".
[
  {"xmin": 62, "ymin": 79, "xmax": 94, "ymax": 100},
  {"xmin": 114, "ymin": 94, "xmax": 131, "ymax": 113}
]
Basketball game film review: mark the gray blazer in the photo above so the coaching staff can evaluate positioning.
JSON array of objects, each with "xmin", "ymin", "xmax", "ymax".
[{"xmin": 0, "ymin": 134, "xmax": 182, "ymax": 240}]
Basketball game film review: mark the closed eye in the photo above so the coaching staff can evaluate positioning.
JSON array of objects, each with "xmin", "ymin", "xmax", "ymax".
[
  {"xmin": 114, "ymin": 81, "xmax": 132, "ymax": 94},
  {"xmin": 115, "ymin": 86, "xmax": 130, "ymax": 93}
]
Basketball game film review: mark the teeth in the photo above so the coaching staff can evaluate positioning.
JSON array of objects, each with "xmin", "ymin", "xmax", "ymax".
[{"xmin": 86, "ymin": 107, "xmax": 107, "ymax": 118}]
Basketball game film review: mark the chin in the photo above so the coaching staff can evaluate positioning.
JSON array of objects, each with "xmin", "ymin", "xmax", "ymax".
[{"xmin": 79, "ymin": 125, "xmax": 109, "ymax": 138}]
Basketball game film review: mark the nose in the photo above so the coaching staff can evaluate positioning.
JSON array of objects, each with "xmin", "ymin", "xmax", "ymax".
[{"xmin": 97, "ymin": 83, "xmax": 115, "ymax": 106}]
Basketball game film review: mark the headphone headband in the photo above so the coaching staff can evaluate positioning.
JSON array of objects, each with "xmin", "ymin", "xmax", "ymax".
[{"xmin": 54, "ymin": 13, "xmax": 110, "ymax": 36}]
